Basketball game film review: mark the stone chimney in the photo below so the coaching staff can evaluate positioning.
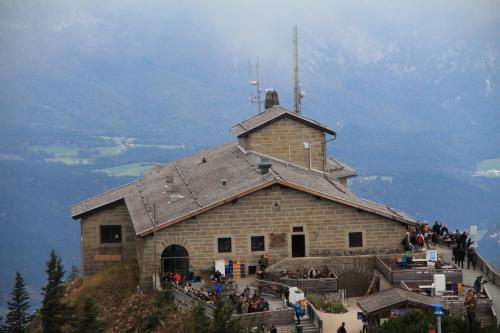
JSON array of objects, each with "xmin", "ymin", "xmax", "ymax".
[
  {"xmin": 264, "ymin": 89, "xmax": 279, "ymax": 109},
  {"xmin": 257, "ymin": 158, "xmax": 272, "ymax": 175}
]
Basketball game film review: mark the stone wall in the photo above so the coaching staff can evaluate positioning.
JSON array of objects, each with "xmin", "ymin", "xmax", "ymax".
[
  {"xmin": 140, "ymin": 185, "xmax": 407, "ymax": 289},
  {"xmin": 239, "ymin": 117, "xmax": 326, "ymax": 171},
  {"xmin": 80, "ymin": 201, "xmax": 137, "ymax": 277}
]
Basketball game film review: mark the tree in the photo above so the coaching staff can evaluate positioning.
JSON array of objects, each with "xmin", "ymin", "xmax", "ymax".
[
  {"xmin": 210, "ymin": 299, "xmax": 244, "ymax": 333},
  {"xmin": 5, "ymin": 271, "xmax": 31, "ymax": 332},
  {"xmin": 76, "ymin": 296, "xmax": 105, "ymax": 333},
  {"xmin": 40, "ymin": 250, "xmax": 72, "ymax": 333},
  {"xmin": 67, "ymin": 264, "xmax": 81, "ymax": 281},
  {"xmin": 370, "ymin": 310, "xmax": 500, "ymax": 333},
  {"xmin": 184, "ymin": 303, "xmax": 211, "ymax": 333}
]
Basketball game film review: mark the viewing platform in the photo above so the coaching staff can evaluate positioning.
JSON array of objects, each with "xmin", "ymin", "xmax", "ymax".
[{"xmin": 437, "ymin": 244, "xmax": 500, "ymax": 324}]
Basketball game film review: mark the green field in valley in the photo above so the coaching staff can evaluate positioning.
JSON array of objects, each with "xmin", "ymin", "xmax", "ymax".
[
  {"xmin": 477, "ymin": 157, "xmax": 500, "ymax": 171},
  {"xmin": 94, "ymin": 163, "xmax": 155, "ymax": 177}
]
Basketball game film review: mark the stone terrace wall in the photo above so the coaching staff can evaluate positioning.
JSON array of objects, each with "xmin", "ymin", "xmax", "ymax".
[
  {"xmin": 282, "ymin": 277, "xmax": 338, "ymax": 293},
  {"xmin": 375, "ymin": 256, "xmax": 462, "ymax": 284}
]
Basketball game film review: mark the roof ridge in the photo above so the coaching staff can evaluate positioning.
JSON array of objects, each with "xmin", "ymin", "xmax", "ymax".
[
  {"xmin": 174, "ymin": 163, "xmax": 202, "ymax": 207},
  {"xmin": 135, "ymin": 180, "xmax": 154, "ymax": 224}
]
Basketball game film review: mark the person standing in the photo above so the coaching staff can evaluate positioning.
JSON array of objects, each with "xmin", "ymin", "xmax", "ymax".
[
  {"xmin": 467, "ymin": 243, "xmax": 477, "ymax": 270},
  {"xmin": 270, "ymin": 325, "xmax": 277, "ymax": 333},
  {"xmin": 337, "ymin": 322, "xmax": 347, "ymax": 333},
  {"xmin": 452, "ymin": 245, "xmax": 459, "ymax": 266},
  {"xmin": 416, "ymin": 232, "xmax": 425, "ymax": 252},
  {"xmin": 428, "ymin": 326, "xmax": 437, "ymax": 333},
  {"xmin": 464, "ymin": 290, "xmax": 477, "ymax": 333},
  {"xmin": 362, "ymin": 315, "xmax": 369, "ymax": 333},
  {"xmin": 457, "ymin": 245, "xmax": 465, "ymax": 269},
  {"xmin": 259, "ymin": 255, "xmax": 265, "ymax": 272}
]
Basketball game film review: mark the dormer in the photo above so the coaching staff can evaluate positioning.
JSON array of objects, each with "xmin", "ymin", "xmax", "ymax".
[{"xmin": 230, "ymin": 90, "xmax": 336, "ymax": 173}]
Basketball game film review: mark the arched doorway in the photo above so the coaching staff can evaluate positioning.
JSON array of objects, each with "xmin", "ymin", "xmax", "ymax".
[
  {"xmin": 338, "ymin": 271, "xmax": 371, "ymax": 297},
  {"xmin": 161, "ymin": 245, "xmax": 189, "ymax": 279}
]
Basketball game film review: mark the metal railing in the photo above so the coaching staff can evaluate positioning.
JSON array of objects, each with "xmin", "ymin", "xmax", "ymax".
[{"xmin": 476, "ymin": 252, "xmax": 500, "ymax": 287}]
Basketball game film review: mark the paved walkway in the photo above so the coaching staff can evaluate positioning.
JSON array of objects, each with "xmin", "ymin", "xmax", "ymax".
[
  {"xmin": 317, "ymin": 297, "xmax": 363, "ymax": 333},
  {"xmin": 437, "ymin": 245, "xmax": 500, "ymax": 323}
]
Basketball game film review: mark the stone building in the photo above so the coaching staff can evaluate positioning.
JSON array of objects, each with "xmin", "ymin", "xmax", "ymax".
[{"xmin": 71, "ymin": 92, "xmax": 416, "ymax": 289}]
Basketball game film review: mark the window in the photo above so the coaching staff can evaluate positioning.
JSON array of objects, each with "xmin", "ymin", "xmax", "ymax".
[
  {"xmin": 293, "ymin": 226, "xmax": 304, "ymax": 233},
  {"xmin": 217, "ymin": 237, "xmax": 232, "ymax": 253},
  {"xmin": 251, "ymin": 236, "xmax": 265, "ymax": 252},
  {"xmin": 348, "ymin": 232, "xmax": 363, "ymax": 248},
  {"xmin": 248, "ymin": 266, "xmax": 257, "ymax": 275},
  {"xmin": 100, "ymin": 225, "xmax": 122, "ymax": 243}
]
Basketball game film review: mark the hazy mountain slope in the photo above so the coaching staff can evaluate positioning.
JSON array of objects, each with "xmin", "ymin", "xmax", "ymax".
[{"xmin": 0, "ymin": 0, "xmax": 499, "ymax": 312}]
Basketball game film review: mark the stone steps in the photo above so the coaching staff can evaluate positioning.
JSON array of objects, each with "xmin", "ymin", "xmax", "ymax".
[{"xmin": 295, "ymin": 318, "xmax": 320, "ymax": 333}]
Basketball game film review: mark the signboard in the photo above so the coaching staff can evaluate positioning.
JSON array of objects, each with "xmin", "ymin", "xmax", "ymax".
[
  {"xmin": 269, "ymin": 233, "xmax": 287, "ymax": 248},
  {"xmin": 470, "ymin": 225, "xmax": 478, "ymax": 235},
  {"xmin": 215, "ymin": 260, "xmax": 225, "ymax": 277},
  {"xmin": 426, "ymin": 250, "xmax": 438, "ymax": 262},
  {"xmin": 390, "ymin": 308, "xmax": 409, "ymax": 317}
]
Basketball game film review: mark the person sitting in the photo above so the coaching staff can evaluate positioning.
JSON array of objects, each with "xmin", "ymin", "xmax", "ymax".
[{"xmin": 308, "ymin": 267, "xmax": 316, "ymax": 279}]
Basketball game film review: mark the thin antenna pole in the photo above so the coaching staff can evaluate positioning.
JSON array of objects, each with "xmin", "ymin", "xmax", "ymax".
[
  {"xmin": 256, "ymin": 57, "xmax": 261, "ymax": 114},
  {"xmin": 293, "ymin": 25, "xmax": 301, "ymax": 114},
  {"xmin": 250, "ymin": 56, "xmax": 263, "ymax": 114}
]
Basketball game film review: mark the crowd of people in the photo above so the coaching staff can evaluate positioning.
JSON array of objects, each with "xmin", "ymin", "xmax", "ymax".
[
  {"xmin": 280, "ymin": 266, "xmax": 335, "ymax": 280},
  {"xmin": 163, "ymin": 270, "xmax": 271, "ymax": 313},
  {"xmin": 402, "ymin": 221, "xmax": 450, "ymax": 253},
  {"xmin": 228, "ymin": 285, "xmax": 270, "ymax": 314},
  {"xmin": 401, "ymin": 221, "xmax": 478, "ymax": 271}
]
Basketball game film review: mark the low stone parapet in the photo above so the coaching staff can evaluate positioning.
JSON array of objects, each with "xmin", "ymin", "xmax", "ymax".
[
  {"xmin": 237, "ymin": 308, "xmax": 295, "ymax": 326},
  {"xmin": 281, "ymin": 277, "xmax": 338, "ymax": 294}
]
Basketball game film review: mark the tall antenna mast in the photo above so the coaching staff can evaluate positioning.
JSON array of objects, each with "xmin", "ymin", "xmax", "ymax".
[
  {"xmin": 293, "ymin": 25, "xmax": 304, "ymax": 114},
  {"xmin": 249, "ymin": 57, "xmax": 263, "ymax": 114}
]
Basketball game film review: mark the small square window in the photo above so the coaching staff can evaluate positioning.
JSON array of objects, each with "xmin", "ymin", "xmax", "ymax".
[
  {"xmin": 217, "ymin": 238, "xmax": 232, "ymax": 253},
  {"xmin": 251, "ymin": 236, "xmax": 265, "ymax": 252},
  {"xmin": 348, "ymin": 232, "xmax": 363, "ymax": 248},
  {"xmin": 248, "ymin": 266, "xmax": 257, "ymax": 275},
  {"xmin": 100, "ymin": 225, "xmax": 122, "ymax": 243},
  {"xmin": 293, "ymin": 226, "xmax": 304, "ymax": 233}
]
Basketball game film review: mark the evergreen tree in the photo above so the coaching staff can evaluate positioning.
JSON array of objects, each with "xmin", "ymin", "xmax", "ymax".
[
  {"xmin": 76, "ymin": 296, "xmax": 104, "ymax": 333},
  {"xmin": 185, "ymin": 303, "xmax": 211, "ymax": 333},
  {"xmin": 5, "ymin": 271, "xmax": 31, "ymax": 332},
  {"xmin": 40, "ymin": 250, "xmax": 71, "ymax": 333},
  {"xmin": 67, "ymin": 264, "xmax": 81, "ymax": 281},
  {"xmin": 210, "ymin": 299, "xmax": 244, "ymax": 333}
]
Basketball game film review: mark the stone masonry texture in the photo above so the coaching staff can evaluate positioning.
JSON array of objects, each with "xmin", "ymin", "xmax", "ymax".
[
  {"xmin": 139, "ymin": 185, "xmax": 407, "ymax": 289},
  {"xmin": 80, "ymin": 201, "xmax": 137, "ymax": 276},
  {"xmin": 239, "ymin": 117, "xmax": 326, "ymax": 171}
]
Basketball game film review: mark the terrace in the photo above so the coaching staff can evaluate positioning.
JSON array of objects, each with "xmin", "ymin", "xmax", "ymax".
[{"xmin": 375, "ymin": 254, "xmax": 462, "ymax": 286}]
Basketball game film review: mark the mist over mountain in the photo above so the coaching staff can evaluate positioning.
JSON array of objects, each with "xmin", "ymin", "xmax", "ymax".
[{"xmin": 0, "ymin": 0, "xmax": 499, "ymax": 311}]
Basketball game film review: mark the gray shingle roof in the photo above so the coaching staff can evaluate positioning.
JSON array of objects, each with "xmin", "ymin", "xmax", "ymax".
[
  {"xmin": 71, "ymin": 141, "xmax": 416, "ymax": 236},
  {"xmin": 230, "ymin": 106, "xmax": 336, "ymax": 137},
  {"xmin": 327, "ymin": 158, "xmax": 357, "ymax": 179},
  {"xmin": 357, "ymin": 288, "xmax": 439, "ymax": 314}
]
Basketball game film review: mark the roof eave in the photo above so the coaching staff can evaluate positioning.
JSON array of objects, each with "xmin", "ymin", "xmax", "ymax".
[
  {"xmin": 235, "ymin": 113, "xmax": 336, "ymax": 138},
  {"xmin": 137, "ymin": 178, "xmax": 416, "ymax": 237}
]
